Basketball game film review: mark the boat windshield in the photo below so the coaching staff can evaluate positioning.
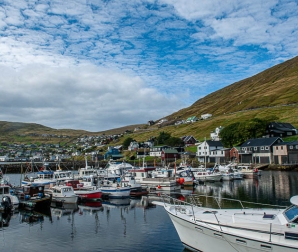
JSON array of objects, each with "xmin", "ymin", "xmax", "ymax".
[{"xmin": 284, "ymin": 205, "xmax": 298, "ymax": 222}]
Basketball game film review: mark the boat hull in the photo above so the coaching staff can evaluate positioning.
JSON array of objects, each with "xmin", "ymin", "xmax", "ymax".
[
  {"xmin": 74, "ymin": 190, "xmax": 102, "ymax": 201},
  {"xmin": 52, "ymin": 195, "xmax": 78, "ymax": 204},
  {"xmin": 167, "ymin": 210, "xmax": 298, "ymax": 252},
  {"xmin": 100, "ymin": 187, "xmax": 131, "ymax": 199}
]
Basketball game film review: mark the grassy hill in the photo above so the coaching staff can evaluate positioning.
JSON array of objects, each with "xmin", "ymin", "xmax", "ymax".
[{"xmin": 1, "ymin": 56, "xmax": 298, "ymax": 145}]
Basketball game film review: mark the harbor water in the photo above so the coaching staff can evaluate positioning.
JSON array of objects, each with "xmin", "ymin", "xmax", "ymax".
[{"xmin": 1, "ymin": 171, "xmax": 298, "ymax": 252}]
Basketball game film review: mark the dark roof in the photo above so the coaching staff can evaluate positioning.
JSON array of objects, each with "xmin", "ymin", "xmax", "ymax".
[
  {"xmin": 241, "ymin": 137, "xmax": 283, "ymax": 147},
  {"xmin": 274, "ymin": 140, "xmax": 298, "ymax": 146},
  {"xmin": 269, "ymin": 122, "xmax": 297, "ymax": 131},
  {"xmin": 206, "ymin": 140, "xmax": 223, "ymax": 147}
]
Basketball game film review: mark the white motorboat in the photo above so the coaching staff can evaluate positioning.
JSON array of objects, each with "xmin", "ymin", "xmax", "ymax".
[
  {"xmin": 191, "ymin": 167, "xmax": 222, "ymax": 182},
  {"xmin": 105, "ymin": 160, "xmax": 135, "ymax": 176},
  {"xmin": 49, "ymin": 185, "xmax": 78, "ymax": 204},
  {"xmin": 100, "ymin": 180, "xmax": 131, "ymax": 199},
  {"xmin": 154, "ymin": 194, "xmax": 298, "ymax": 252},
  {"xmin": 0, "ymin": 183, "xmax": 19, "ymax": 210}
]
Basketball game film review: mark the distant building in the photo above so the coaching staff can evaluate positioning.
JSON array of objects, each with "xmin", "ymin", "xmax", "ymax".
[
  {"xmin": 104, "ymin": 147, "xmax": 123, "ymax": 160},
  {"xmin": 265, "ymin": 122, "xmax": 297, "ymax": 138},
  {"xmin": 196, "ymin": 140, "xmax": 224, "ymax": 163},
  {"xmin": 210, "ymin": 126, "xmax": 223, "ymax": 141},
  {"xmin": 239, "ymin": 137, "xmax": 283, "ymax": 164},
  {"xmin": 185, "ymin": 116, "xmax": 198, "ymax": 123},
  {"xmin": 181, "ymin": 135, "xmax": 198, "ymax": 146},
  {"xmin": 201, "ymin": 113, "xmax": 212, "ymax": 120}
]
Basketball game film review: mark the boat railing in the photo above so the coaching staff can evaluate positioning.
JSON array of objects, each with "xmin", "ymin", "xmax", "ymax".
[{"xmin": 158, "ymin": 194, "xmax": 288, "ymax": 241}]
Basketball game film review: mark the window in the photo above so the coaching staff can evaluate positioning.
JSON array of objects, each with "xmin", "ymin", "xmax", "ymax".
[
  {"xmin": 276, "ymin": 146, "xmax": 278, "ymax": 150},
  {"xmin": 281, "ymin": 146, "xmax": 283, "ymax": 150},
  {"xmin": 261, "ymin": 147, "xmax": 264, "ymax": 150},
  {"xmin": 265, "ymin": 147, "xmax": 269, "ymax": 150},
  {"xmin": 254, "ymin": 147, "xmax": 257, "ymax": 151},
  {"xmin": 290, "ymin": 146, "xmax": 293, "ymax": 149}
]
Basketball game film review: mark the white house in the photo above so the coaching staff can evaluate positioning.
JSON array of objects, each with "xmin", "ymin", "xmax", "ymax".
[
  {"xmin": 210, "ymin": 126, "xmax": 223, "ymax": 141},
  {"xmin": 156, "ymin": 118, "xmax": 168, "ymax": 125},
  {"xmin": 128, "ymin": 141, "xmax": 139, "ymax": 151},
  {"xmin": 196, "ymin": 140, "xmax": 224, "ymax": 163},
  {"xmin": 201, "ymin": 113, "xmax": 212, "ymax": 120},
  {"xmin": 0, "ymin": 155, "xmax": 9, "ymax": 162}
]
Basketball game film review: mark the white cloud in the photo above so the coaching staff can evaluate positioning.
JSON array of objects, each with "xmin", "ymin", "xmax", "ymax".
[
  {"xmin": 0, "ymin": 0, "xmax": 297, "ymax": 131},
  {"xmin": 0, "ymin": 64, "xmax": 182, "ymax": 131}
]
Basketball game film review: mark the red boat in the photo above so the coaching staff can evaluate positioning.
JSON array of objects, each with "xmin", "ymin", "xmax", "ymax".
[{"xmin": 64, "ymin": 180, "xmax": 102, "ymax": 201}]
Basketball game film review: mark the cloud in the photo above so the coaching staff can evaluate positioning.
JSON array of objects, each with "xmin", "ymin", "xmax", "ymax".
[
  {"xmin": 0, "ymin": 64, "xmax": 182, "ymax": 131},
  {"xmin": 0, "ymin": 0, "xmax": 297, "ymax": 131}
]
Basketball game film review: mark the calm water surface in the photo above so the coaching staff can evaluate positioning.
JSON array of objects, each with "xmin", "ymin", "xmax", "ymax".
[{"xmin": 1, "ymin": 171, "xmax": 298, "ymax": 252}]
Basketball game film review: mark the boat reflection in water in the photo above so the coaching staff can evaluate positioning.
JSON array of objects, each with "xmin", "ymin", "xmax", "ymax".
[{"xmin": 0, "ymin": 212, "xmax": 12, "ymax": 227}]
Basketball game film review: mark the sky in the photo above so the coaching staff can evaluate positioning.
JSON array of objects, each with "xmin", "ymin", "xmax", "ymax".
[{"xmin": 0, "ymin": 0, "xmax": 297, "ymax": 132}]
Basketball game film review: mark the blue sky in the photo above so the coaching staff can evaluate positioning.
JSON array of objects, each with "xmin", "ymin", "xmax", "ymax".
[{"xmin": 0, "ymin": 0, "xmax": 297, "ymax": 132}]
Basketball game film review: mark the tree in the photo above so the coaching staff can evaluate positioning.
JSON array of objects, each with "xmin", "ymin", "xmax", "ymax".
[
  {"xmin": 220, "ymin": 122, "xmax": 241, "ymax": 147},
  {"xmin": 165, "ymin": 137, "xmax": 184, "ymax": 147},
  {"xmin": 155, "ymin": 131, "xmax": 171, "ymax": 145}
]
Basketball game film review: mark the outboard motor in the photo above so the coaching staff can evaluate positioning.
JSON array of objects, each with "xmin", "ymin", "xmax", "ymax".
[{"xmin": 2, "ymin": 196, "xmax": 13, "ymax": 213}]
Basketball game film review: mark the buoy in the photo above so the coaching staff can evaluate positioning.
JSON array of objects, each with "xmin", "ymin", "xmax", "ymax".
[{"xmin": 157, "ymin": 185, "xmax": 161, "ymax": 189}]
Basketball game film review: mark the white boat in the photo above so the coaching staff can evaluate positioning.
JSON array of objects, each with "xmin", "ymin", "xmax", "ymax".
[
  {"xmin": 49, "ymin": 185, "xmax": 78, "ymax": 204},
  {"xmin": 100, "ymin": 182, "xmax": 131, "ymax": 199},
  {"xmin": 0, "ymin": 182, "xmax": 19, "ymax": 210},
  {"xmin": 76, "ymin": 156, "xmax": 98, "ymax": 179},
  {"xmin": 105, "ymin": 160, "xmax": 135, "ymax": 176},
  {"xmin": 191, "ymin": 167, "xmax": 223, "ymax": 182},
  {"xmin": 22, "ymin": 169, "xmax": 57, "ymax": 188},
  {"xmin": 154, "ymin": 194, "xmax": 298, "ymax": 252},
  {"xmin": 237, "ymin": 165, "xmax": 261, "ymax": 178},
  {"xmin": 128, "ymin": 166, "xmax": 180, "ymax": 191}
]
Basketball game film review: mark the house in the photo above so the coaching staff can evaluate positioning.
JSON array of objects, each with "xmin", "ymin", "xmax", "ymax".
[
  {"xmin": 148, "ymin": 120, "xmax": 155, "ymax": 126},
  {"xmin": 0, "ymin": 155, "xmax": 9, "ymax": 162},
  {"xmin": 161, "ymin": 149, "xmax": 179, "ymax": 164},
  {"xmin": 104, "ymin": 147, "xmax": 123, "ymax": 160},
  {"xmin": 128, "ymin": 141, "xmax": 139, "ymax": 151},
  {"xmin": 229, "ymin": 147, "xmax": 241, "ymax": 162},
  {"xmin": 149, "ymin": 145, "xmax": 170, "ymax": 157},
  {"xmin": 185, "ymin": 116, "xmax": 198, "ymax": 123},
  {"xmin": 201, "ymin": 113, "xmax": 212, "ymax": 120},
  {"xmin": 273, "ymin": 141, "xmax": 298, "ymax": 164},
  {"xmin": 210, "ymin": 126, "xmax": 223, "ymax": 141},
  {"xmin": 181, "ymin": 135, "xmax": 198, "ymax": 146},
  {"xmin": 156, "ymin": 118, "xmax": 168, "ymax": 125},
  {"xmin": 196, "ymin": 140, "xmax": 224, "ymax": 163},
  {"xmin": 265, "ymin": 122, "xmax": 297, "ymax": 138},
  {"xmin": 239, "ymin": 137, "xmax": 283, "ymax": 164}
]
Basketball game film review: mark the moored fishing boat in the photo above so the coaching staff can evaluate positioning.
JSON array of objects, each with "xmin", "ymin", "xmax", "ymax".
[
  {"xmin": 48, "ymin": 185, "xmax": 78, "ymax": 204},
  {"xmin": 63, "ymin": 179, "xmax": 102, "ymax": 202},
  {"xmin": 15, "ymin": 184, "xmax": 51, "ymax": 211},
  {"xmin": 154, "ymin": 194, "xmax": 298, "ymax": 252}
]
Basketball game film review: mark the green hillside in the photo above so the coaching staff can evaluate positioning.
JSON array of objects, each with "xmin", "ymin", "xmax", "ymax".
[{"xmin": 0, "ymin": 56, "xmax": 298, "ymax": 145}]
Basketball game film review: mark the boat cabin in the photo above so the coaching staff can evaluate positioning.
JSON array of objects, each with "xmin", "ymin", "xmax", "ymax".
[{"xmin": 20, "ymin": 185, "xmax": 46, "ymax": 198}]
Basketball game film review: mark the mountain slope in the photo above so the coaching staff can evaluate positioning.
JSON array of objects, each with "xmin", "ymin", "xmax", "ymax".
[{"xmin": 167, "ymin": 56, "xmax": 298, "ymax": 121}]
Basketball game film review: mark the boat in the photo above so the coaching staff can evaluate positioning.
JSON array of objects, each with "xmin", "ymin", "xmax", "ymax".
[
  {"xmin": 76, "ymin": 156, "xmax": 99, "ymax": 179},
  {"xmin": 237, "ymin": 165, "xmax": 260, "ymax": 178},
  {"xmin": 100, "ymin": 180, "xmax": 131, "ymax": 199},
  {"xmin": 0, "ymin": 173, "xmax": 19, "ymax": 210},
  {"xmin": 175, "ymin": 168, "xmax": 194, "ymax": 187},
  {"xmin": 120, "ymin": 173, "xmax": 148, "ymax": 196},
  {"xmin": 105, "ymin": 160, "xmax": 135, "ymax": 176},
  {"xmin": 191, "ymin": 166, "xmax": 223, "ymax": 182},
  {"xmin": 154, "ymin": 194, "xmax": 298, "ymax": 252},
  {"xmin": 128, "ymin": 166, "xmax": 180, "ymax": 191},
  {"xmin": 64, "ymin": 179, "xmax": 102, "ymax": 202},
  {"xmin": 15, "ymin": 184, "xmax": 51, "ymax": 211},
  {"xmin": 48, "ymin": 185, "xmax": 78, "ymax": 204}
]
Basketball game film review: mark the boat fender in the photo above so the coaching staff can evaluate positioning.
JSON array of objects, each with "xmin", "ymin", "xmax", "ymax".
[{"xmin": 157, "ymin": 185, "xmax": 161, "ymax": 189}]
